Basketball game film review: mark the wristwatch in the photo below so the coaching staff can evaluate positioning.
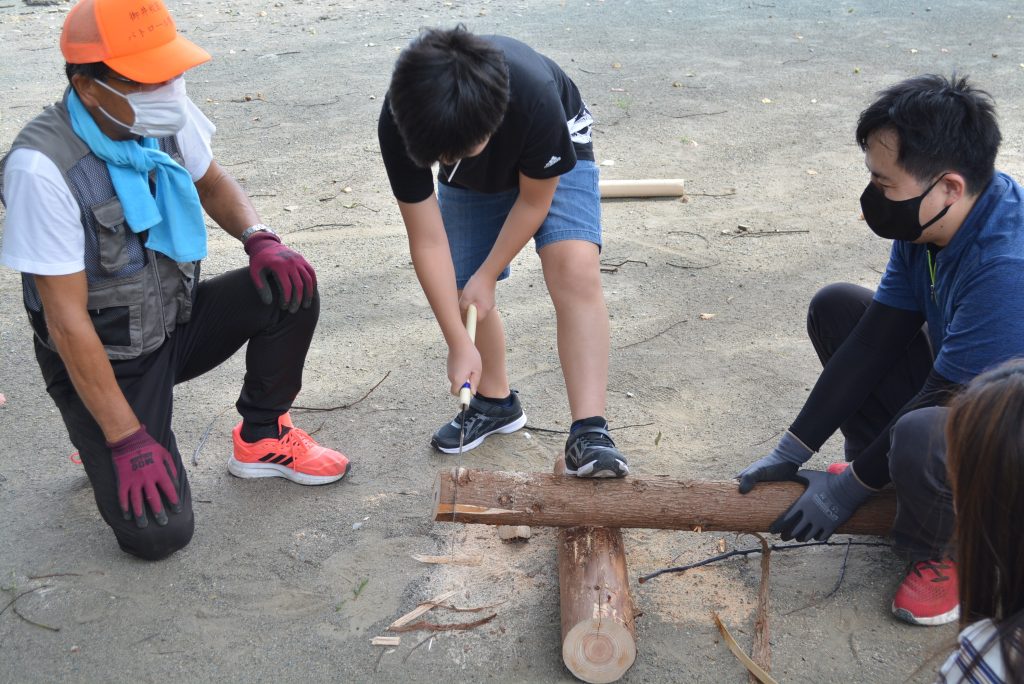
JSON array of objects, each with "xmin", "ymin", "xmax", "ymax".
[{"xmin": 240, "ymin": 224, "xmax": 277, "ymax": 243}]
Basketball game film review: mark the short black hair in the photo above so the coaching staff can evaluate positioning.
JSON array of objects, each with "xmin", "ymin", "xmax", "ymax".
[
  {"xmin": 65, "ymin": 61, "xmax": 110, "ymax": 84},
  {"xmin": 387, "ymin": 25, "xmax": 509, "ymax": 168},
  {"xmin": 855, "ymin": 74, "xmax": 1001, "ymax": 195}
]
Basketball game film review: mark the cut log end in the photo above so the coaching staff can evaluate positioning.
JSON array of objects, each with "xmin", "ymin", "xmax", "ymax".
[
  {"xmin": 497, "ymin": 525, "xmax": 532, "ymax": 541},
  {"xmin": 562, "ymin": 619, "xmax": 637, "ymax": 684}
]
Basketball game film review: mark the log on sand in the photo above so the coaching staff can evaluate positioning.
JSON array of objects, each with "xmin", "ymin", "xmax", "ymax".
[
  {"xmin": 433, "ymin": 468, "xmax": 896, "ymax": 535},
  {"xmin": 554, "ymin": 459, "xmax": 636, "ymax": 683},
  {"xmin": 599, "ymin": 178, "xmax": 686, "ymax": 198}
]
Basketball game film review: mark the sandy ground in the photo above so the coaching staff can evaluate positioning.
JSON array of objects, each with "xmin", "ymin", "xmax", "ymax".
[{"xmin": 2, "ymin": 0, "xmax": 1024, "ymax": 681}]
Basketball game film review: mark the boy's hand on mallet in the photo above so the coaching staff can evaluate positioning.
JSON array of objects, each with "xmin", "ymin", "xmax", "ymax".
[
  {"xmin": 447, "ymin": 339, "xmax": 482, "ymax": 398},
  {"xmin": 460, "ymin": 271, "xmax": 497, "ymax": 321}
]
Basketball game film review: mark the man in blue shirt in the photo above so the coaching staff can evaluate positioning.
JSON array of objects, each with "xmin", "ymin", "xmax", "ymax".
[{"xmin": 736, "ymin": 74, "xmax": 1024, "ymax": 626}]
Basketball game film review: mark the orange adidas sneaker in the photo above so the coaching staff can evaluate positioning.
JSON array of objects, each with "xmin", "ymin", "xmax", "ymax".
[{"xmin": 229, "ymin": 413, "xmax": 350, "ymax": 485}]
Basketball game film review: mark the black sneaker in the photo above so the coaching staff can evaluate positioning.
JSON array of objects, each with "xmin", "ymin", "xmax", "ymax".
[
  {"xmin": 431, "ymin": 391, "xmax": 528, "ymax": 454},
  {"xmin": 564, "ymin": 421, "xmax": 629, "ymax": 478}
]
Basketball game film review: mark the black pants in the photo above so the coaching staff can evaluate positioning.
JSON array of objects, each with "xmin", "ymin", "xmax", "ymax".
[
  {"xmin": 36, "ymin": 268, "xmax": 319, "ymax": 561},
  {"xmin": 807, "ymin": 283, "xmax": 955, "ymax": 562}
]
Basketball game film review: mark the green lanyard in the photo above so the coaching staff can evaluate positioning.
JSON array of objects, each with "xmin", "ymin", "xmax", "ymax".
[{"xmin": 926, "ymin": 248, "xmax": 938, "ymax": 303}]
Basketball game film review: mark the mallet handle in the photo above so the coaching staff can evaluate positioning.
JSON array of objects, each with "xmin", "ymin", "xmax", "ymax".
[{"xmin": 458, "ymin": 304, "xmax": 478, "ymax": 409}]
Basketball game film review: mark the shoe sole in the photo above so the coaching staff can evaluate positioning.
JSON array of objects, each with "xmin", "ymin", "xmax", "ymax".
[
  {"xmin": 564, "ymin": 457, "xmax": 630, "ymax": 479},
  {"xmin": 227, "ymin": 456, "xmax": 351, "ymax": 485},
  {"xmin": 432, "ymin": 413, "xmax": 528, "ymax": 454},
  {"xmin": 891, "ymin": 602, "xmax": 960, "ymax": 626}
]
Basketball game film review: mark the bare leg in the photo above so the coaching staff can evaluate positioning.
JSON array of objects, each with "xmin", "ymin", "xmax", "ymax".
[{"xmin": 538, "ymin": 240, "xmax": 609, "ymax": 421}]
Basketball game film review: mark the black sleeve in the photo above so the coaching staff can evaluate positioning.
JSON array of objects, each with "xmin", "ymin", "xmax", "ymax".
[
  {"xmin": 518, "ymin": 84, "xmax": 577, "ymax": 180},
  {"xmin": 851, "ymin": 369, "xmax": 960, "ymax": 488},
  {"xmin": 789, "ymin": 300, "xmax": 925, "ymax": 450},
  {"xmin": 377, "ymin": 98, "xmax": 436, "ymax": 204}
]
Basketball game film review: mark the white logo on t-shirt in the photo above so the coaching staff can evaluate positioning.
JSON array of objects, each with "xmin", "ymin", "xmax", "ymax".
[{"xmin": 544, "ymin": 156, "xmax": 561, "ymax": 169}]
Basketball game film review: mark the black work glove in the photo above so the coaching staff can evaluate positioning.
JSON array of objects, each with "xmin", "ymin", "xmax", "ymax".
[
  {"xmin": 769, "ymin": 468, "xmax": 876, "ymax": 542},
  {"xmin": 736, "ymin": 431, "xmax": 814, "ymax": 494}
]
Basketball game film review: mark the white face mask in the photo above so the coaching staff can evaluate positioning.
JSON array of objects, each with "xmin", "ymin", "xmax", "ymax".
[{"xmin": 95, "ymin": 76, "xmax": 189, "ymax": 138}]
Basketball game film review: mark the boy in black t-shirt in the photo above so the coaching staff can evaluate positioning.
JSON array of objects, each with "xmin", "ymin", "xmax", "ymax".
[{"xmin": 378, "ymin": 26, "xmax": 628, "ymax": 478}]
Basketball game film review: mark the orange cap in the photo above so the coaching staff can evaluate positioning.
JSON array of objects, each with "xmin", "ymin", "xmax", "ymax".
[{"xmin": 61, "ymin": 0, "xmax": 210, "ymax": 84}]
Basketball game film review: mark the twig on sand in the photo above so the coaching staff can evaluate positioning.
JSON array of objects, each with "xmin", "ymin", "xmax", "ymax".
[
  {"xmin": 190, "ymin": 406, "xmax": 233, "ymax": 466},
  {"xmin": 638, "ymin": 539, "xmax": 888, "ymax": 583},
  {"xmin": 389, "ymin": 613, "xmax": 496, "ymax": 633},
  {"xmin": 0, "ymin": 586, "xmax": 52, "ymax": 617},
  {"xmin": 712, "ymin": 612, "xmax": 778, "ymax": 684},
  {"xmin": 524, "ymin": 422, "xmax": 654, "ymax": 435},
  {"xmin": 784, "ymin": 538, "xmax": 853, "ymax": 615},
  {"xmin": 732, "ymin": 229, "xmax": 810, "ymax": 238},
  {"xmin": 616, "ymin": 318, "xmax": 688, "ymax": 350},
  {"xmin": 13, "ymin": 605, "xmax": 59, "ymax": 632},
  {"xmin": 744, "ymin": 533, "xmax": 772, "ymax": 682},
  {"xmin": 662, "ymin": 109, "xmax": 728, "ymax": 119},
  {"xmin": 26, "ymin": 573, "xmax": 81, "ymax": 580},
  {"xmin": 292, "ymin": 370, "xmax": 391, "ymax": 412},
  {"xmin": 288, "ymin": 222, "xmax": 355, "ymax": 234},
  {"xmin": 402, "ymin": 635, "xmax": 437, "ymax": 663},
  {"xmin": 667, "ymin": 261, "xmax": 720, "ymax": 270}
]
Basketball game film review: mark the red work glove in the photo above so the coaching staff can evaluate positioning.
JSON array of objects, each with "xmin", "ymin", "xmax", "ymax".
[
  {"xmin": 107, "ymin": 426, "xmax": 181, "ymax": 529},
  {"xmin": 244, "ymin": 232, "xmax": 317, "ymax": 313}
]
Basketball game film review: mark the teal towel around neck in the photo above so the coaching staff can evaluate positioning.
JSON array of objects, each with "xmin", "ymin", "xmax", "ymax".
[{"xmin": 66, "ymin": 89, "xmax": 207, "ymax": 263}]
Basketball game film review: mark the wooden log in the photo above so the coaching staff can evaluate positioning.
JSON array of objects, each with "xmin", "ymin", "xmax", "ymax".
[
  {"xmin": 433, "ymin": 468, "xmax": 896, "ymax": 535},
  {"xmin": 599, "ymin": 178, "xmax": 685, "ymax": 198},
  {"xmin": 555, "ymin": 459, "xmax": 636, "ymax": 683}
]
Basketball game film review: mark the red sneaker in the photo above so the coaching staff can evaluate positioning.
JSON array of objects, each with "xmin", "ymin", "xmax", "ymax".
[
  {"xmin": 891, "ymin": 558, "xmax": 959, "ymax": 626},
  {"xmin": 229, "ymin": 413, "xmax": 351, "ymax": 485},
  {"xmin": 826, "ymin": 462, "xmax": 850, "ymax": 475}
]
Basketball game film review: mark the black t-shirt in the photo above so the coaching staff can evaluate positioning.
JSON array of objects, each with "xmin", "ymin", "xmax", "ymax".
[{"xmin": 378, "ymin": 35, "xmax": 594, "ymax": 203}]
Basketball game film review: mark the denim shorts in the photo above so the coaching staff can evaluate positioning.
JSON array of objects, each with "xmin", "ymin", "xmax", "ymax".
[{"xmin": 437, "ymin": 159, "xmax": 601, "ymax": 288}]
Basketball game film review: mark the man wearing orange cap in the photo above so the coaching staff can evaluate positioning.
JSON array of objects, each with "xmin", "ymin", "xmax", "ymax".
[{"xmin": 0, "ymin": 0, "xmax": 351, "ymax": 560}]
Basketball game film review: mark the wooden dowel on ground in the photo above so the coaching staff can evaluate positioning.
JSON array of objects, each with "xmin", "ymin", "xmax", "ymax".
[
  {"xmin": 433, "ymin": 468, "xmax": 896, "ymax": 535},
  {"xmin": 599, "ymin": 179, "xmax": 686, "ymax": 198},
  {"xmin": 555, "ymin": 459, "xmax": 637, "ymax": 683}
]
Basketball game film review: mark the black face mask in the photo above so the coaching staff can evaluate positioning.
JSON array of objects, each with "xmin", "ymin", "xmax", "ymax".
[{"xmin": 860, "ymin": 174, "xmax": 951, "ymax": 241}]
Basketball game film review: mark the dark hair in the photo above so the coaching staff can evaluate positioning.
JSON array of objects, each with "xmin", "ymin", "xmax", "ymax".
[
  {"xmin": 855, "ymin": 74, "xmax": 1001, "ymax": 195},
  {"xmin": 387, "ymin": 25, "xmax": 509, "ymax": 168},
  {"xmin": 65, "ymin": 61, "xmax": 110, "ymax": 84},
  {"xmin": 946, "ymin": 359, "xmax": 1024, "ymax": 681}
]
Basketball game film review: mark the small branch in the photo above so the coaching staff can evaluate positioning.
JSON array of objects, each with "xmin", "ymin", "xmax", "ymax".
[
  {"xmin": 638, "ymin": 540, "xmax": 888, "ymax": 583},
  {"xmin": 783, "ymin": 538, "xmax": 853, "ymax": 615},
  {"xmin": 0, "ymin": 586, "xmax": 52, "ymax": 617},
  {"xmin": 190, "ymin": 406, "xmax": 233, "ymax": 466},
  {"xmin": 746, "ymin": 534, "xmax": 772, "ymax": 681},
  {"xmin": 292, "ymin": 371, "xmax": 391, "ymax": 413},
  {"xmin": 667, "ymin": 260, "xmax": 720, "ymax": 270},
  {"xmin": 389, "ymin": 613, "xmax": 496, "ymax": 633},
  {"xmin": 524, "ymin": 421, "xmax": 654, "ymax": 435},
  {"xmin": 661, "ymin": 109, "xmax": 728, "ymax": 119},
  {"xmin": 712, "ymin": 612, "xmax": 778, "ymax": 684},
  {"xmin": 402, "ymin": 634, "xmax": 436, "ymax": 663},
  {"xmin": 26, "ymin": 573, "xmax": 81, "ymax": 580},
  {"xmin": 731, "ymin": 229, "xmax": 810, "ymax": 238},
  {"xmin": 288, "ymin": 222, "xmax": 355, "ymax": 234},
  {"xmin": 220, "ymin": 159, "xmax": 255, "ymax": 167},
  {"xmin": 617, "ymin": 319, "xmax": 688, "ymax": 350},
  {"xmin": 13, "ymin": 605, "xmax": 59, "ymax": 632}
]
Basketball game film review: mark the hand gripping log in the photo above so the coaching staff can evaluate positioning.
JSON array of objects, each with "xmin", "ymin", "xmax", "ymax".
[{"xmin": 432, "ymin": 469, "xmax": 896, "ymax": 536}]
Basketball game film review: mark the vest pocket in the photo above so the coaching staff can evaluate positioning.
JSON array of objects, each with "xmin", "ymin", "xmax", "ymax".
[
  {"xmin": 90, "ymin": 197, "xmax": 131, "ymax": 274},
  {"xmin": 86, "ymin": 271, "xmax": 145, "ymax": 360},
  {"xmin": 89, "ymin": 305, "xmax": 132, "ymax": 347}
]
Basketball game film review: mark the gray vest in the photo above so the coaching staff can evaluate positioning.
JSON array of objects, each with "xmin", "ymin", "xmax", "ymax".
[{"xmin": 0, "ymin": 90, "xmax": 197, "ymax": 360}]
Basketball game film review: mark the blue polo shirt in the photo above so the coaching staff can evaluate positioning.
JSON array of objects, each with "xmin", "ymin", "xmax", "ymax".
[{"xmin": 874, "ymin": 172, "xmax": 1024, "ymax": 384}]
